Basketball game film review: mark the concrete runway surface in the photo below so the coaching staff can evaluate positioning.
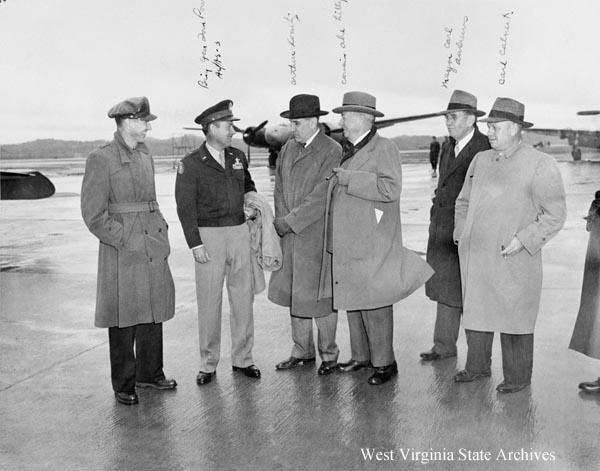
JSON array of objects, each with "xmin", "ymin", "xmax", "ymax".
[{"xmin": 1, "ymin": 153, "xmax": 599, "ymax": 471}]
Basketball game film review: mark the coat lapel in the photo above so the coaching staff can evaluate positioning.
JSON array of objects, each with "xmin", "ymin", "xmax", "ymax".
[
  {"xmin": 344, "ymin": 133, "xmax": 379, "ymax": 170},
  {"xmin": 197, "ymin": 143, "xmax": 224, "ymax": 171}
]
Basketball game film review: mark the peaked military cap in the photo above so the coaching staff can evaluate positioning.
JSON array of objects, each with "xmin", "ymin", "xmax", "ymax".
[
  {"xmin": 107, "ymin": 96, "xmax": 157, "ymax": 121},
  {"xmin": 194, "ymin": 99, "xmax": 240, "ymax": 126}
]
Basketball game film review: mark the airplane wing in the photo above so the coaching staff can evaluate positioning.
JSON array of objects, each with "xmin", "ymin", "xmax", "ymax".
[{"xmin": 329, "ymin": 112, "xmax": 440, "ymax": 133}]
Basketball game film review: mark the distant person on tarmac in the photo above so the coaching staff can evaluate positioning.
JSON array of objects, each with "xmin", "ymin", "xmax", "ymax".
[
  {"xmin": 81, "ymin": 96, "xmax": 177, "ymax": 406},
  {"xmin": 429, "ymin": 136, "xmax": 440, "ymax": 177}
]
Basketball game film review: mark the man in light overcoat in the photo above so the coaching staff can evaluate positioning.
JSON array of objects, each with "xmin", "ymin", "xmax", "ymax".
[
  {"xmin": 319, "ymin": 91, "xmax": 433, "ymax": 385},
  {"xmin": 453, "ymin": 97, "xmax": 566, "ymax": 393},
  {"xmin": 268, "ymin": 94, "xmax": 342, "ymax": 376}
]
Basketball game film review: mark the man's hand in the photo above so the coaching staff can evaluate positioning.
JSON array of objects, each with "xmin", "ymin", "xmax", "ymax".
[
  {"xmin": 500, "ymin": 236, "xmax": 524, "ymax": 257},
  {"xmin": 274, "ymin": 217, "xmax": 293, "ymax": 237},
  {"xmin": 193, "ymin": 245, "xmax": 211, "ymax": 264},
  {"xmin": 332, "ymin": 167, "xmax": 351, "ymax": 185}
]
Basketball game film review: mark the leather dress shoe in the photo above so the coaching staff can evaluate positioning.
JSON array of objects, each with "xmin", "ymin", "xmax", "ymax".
[
  {"xmin": 336, "ymin": 359, "xmax": 371, "ymax": 373},
  {"xmin": 115, "ymin": 391, "xmax": 138, "ymax": 405},
  {"xmin": 420, "ymin": 349, "xmax": 456, "ymax": 362},
  {"xmin": 317, "ymin": 361, "xmax": 337, "ymax": 376},
  {"xmin": 496, "ymin": 381, "xmax": 530, "ymax": 393},
  {"xmin": 275, "ymin": 356, "xmax": 316, "ymax": 370},
  {"xmin": 578, "ymin": 378, "xmax": 600, "ymax": 393},
  {"xmin": 136, "ymin": 378, "xmax": 177, "ymax": 390},
  {"xmin": 232, "ymin": 364, "xmax": 261, "ymax": 378},
  {"xmin": 368, "ymin": 362, "xmax": 398, "ymax": 385},
  {"xmin": 196, "ymin": 371, "xmax": 216, "ymax": 385},
  {"xmin": 454, "ymin": 369, "xmax": 491, "ymax": 383}
]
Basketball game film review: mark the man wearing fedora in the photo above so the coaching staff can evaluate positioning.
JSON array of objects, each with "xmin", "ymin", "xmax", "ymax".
[
  {"xmin": 319, "ymin": 91, "xmax": 433, "ymax": 385},
  {"xmin": 453, "ymin": 97, "xmax": 566, "ymax": 393},
  {"xmin": 420, "ymin": 90, "xmax": 490, "ymax": 363},
  {"xmin": 268, "ymin": 94, "xmax": 342, "ymax": 376},
  {"xmin": 175, "ymin": 99, "xmax": 261, "ymax": 385},
  {"xmin": 81, "ymin": 96, "xmax": 177, "ymax": 405}
]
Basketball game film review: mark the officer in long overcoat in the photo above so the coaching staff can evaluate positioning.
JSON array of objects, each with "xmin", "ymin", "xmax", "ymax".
[
  {"xmin": 81, "ymin": 97, "xmax": 176, "ymax": 406},
  {"xmin": 453, "ymin": 98, "xmax": 566, "ymax": 393},
  {"xmin": 421, "ymin": 90, "xmax": 490, "ymax": 362},
  {"xmin": 268, "ymin": 94, "xmax": 342, "ymax": 376}
]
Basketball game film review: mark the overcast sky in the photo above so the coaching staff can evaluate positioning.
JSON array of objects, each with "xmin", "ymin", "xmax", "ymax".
[{"xmin": 1, "ymin": 0, "xmax": 599, "ymax": 144}]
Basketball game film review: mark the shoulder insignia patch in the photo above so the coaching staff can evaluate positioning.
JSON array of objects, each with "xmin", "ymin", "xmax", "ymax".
[{"xmin": 177, "ymin": 161, "xmax": 185, "ymax": 174}]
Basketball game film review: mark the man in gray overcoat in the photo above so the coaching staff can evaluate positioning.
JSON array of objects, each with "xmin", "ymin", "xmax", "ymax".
[
  {"xmin": 420, "ymin": 90, "xmax": 490, "ymax": 362},
  {"xmin": 453, "ymin": 97, "xmax": 566, "ymax": 393},
  {"xmin": 81, "ymin": 97, "xmax": 176, "ymax": 406},
  {"xmin": 269, "ymin": 94, "xmax": 342, "ymax": 376},
  {"xmin": 320, "ymin": 91, "xmax": 433, "ymax": 385}
]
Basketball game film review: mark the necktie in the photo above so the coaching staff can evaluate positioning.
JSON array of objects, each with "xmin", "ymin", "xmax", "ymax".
[{"xmin": 219, "ymin": 150, "xmax": 225, "ymax": 168}]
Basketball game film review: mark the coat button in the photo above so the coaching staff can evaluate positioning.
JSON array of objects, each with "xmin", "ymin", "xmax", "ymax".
[
  {"xmin": 149, "ymin": 257, "xmax": 153, "ymax": 262},
  {"xmin": 145, "ymin": 230, "xmax": 148, "ymax": 234},
  {"xmin": 159, "ymin": 228, "xmax": 162, "ymax": 232}
]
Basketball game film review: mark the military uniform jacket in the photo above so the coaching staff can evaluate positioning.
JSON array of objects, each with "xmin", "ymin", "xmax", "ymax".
[
  {"xmin": 175, "ymin": 143, "xmax": 256, "ymax": 248},
  {"xmin": 425, "ymin": 128, "xmax": 490, "ymax": 307},
  {"xmin": 81, "ymin": 132, "xmax": 175, "ymax": 328}
]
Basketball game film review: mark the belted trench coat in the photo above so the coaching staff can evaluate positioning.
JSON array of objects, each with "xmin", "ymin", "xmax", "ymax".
[{"xmin": 81, "ymin": 132, "xmax": 175, "ymax": 328}]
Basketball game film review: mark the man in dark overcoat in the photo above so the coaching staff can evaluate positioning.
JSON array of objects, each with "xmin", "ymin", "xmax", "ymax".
[
  {"xmin": 420, "ymin": 90, "xmax": 490, "ymax": 362},
  {"xmin": 81, "ymin": 97, "xmax": 176, "ymax": 406},
  {"xmin": 268, "ymin": 94, "xmax": 342, "ymax": 376}
]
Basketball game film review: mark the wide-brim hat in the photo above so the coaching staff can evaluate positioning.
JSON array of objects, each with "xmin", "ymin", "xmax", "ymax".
[
  {"xmin": 107, "ymin": 96, "xmax": 157, "ymax": 121},
  {"xmin": 479, "ymin": 97, "xmax": 533, "ymax": 128},
  {"xmin": 195, "ymin": 99, "xmax": 240, "ymax": 126},
  {"xmin": 437, "ymin": 90, "xmax": 485, "ymax": 117},
  {"xmin": 280, "ymin": 94, "xmax": 328, "ymax": 119},
  {"xmin": 332, "ymin": 91, "xmax": 384, "ymax": 117}
]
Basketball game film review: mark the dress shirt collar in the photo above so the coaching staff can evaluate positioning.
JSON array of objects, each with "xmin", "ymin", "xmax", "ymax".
[
  {"xmin": 352, "ymin": 129, "xmax": 371, "ymax": 146},
  {"xmin": 454, "ymin": 128, "xmax": 475, "ymax": 156},
  {"xmin": 303, "ymin": 129, "xmax": 320, "ymax": 148},
  {"xmin": 205, "ymin": 142, "xmax": 224, "ymax": 161}
]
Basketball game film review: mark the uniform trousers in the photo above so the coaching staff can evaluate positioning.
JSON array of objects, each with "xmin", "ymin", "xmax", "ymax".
[
  {"xmin": 195, "ymin": 224, "xmax": 254, "ymax": 372},
  {"xmin": 432, "ymin": 302, "xmax": 462, "ymax": 356},
  {"xmin": 290, "ymin": 312, "xmax": 339, "ymax": 362},
  {"xmin": 108, "ymin": 322, "xmax": 165, "ymax": 394},
  {"xmin": 347, "ymin": 305, "xmax": 395, "ymax": 368},
  {"xmin": 465, "ymin": 329, "xmax": 534, "ymax": 385}
]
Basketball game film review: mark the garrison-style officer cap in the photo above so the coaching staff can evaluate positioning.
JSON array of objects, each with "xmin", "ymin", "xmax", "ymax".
[
  {"xmin": 194, "ymin": 99, "xmax": 240, "ymax": 126},
  {"xmin": 107, "ymin": 96, "xmax": 157, "ymax": 121}
]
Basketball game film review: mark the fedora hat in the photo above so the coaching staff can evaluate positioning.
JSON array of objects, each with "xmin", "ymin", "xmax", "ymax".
[
  {"xmin": 332, "ymin": 91, "xmax": 384, "ymax": 117},
  {"xmin": 437, "ymin": 90, "xmax": 485, "ymax": 117},
  {"xmin": 480, "ymin": 97, "xmax": 533, "ymax": 128},
  {"xmin": 280, "ymin": 94, "xmax": 328, "ymax": 119}
]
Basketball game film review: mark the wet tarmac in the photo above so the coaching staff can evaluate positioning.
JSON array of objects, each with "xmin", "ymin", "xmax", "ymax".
[{"xmin": 1, "ymin": 154, "xmax": 599, "ymax": 470}]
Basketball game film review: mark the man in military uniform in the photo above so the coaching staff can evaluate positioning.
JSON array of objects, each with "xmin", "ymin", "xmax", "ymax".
[
  {"xmin": 175, "ymin": 100, "xmax": 260, "ymax": 385},
  {"xmin": 81, "ymin": 96, "xmax": 177, "ymax": 406}
]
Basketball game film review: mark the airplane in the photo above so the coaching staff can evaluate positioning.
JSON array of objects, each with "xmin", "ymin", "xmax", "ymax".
[
  {"xmin": 1, "ymin": 171, "xmax": 56, "ymax": 200},
  {"xmin": 527, "ymin": 111, "xmax": 600, "ymax": 161},
  {"xmin": 185, "ymin": 112, "xmax": 441, "ymax": 167}
]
